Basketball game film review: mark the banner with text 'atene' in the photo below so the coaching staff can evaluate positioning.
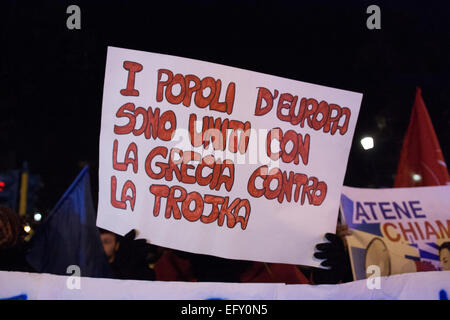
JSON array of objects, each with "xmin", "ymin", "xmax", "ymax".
[{"xmin": 340, "ymin": 185, "xmax": 450, "ymax": 280}]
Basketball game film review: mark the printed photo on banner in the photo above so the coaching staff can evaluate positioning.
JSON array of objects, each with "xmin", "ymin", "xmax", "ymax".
[
  {"xmin": 97, "ymin": 46, "xmax": 363, "ymax": 266},
  {"xmin": 340, "ymin": 185, "xmax": 450, "ymax": 280}
]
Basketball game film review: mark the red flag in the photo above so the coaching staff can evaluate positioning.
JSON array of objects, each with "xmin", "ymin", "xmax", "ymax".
[{"xmin": 394, "ymin": 87, "xmax": 450, "ymax": 187}]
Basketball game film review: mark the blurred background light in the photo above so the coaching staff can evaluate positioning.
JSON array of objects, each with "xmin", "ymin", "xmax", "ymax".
[
  {"xmin": 33, "ymin": 212, "xmax": 42, "ymax": 222},
  {"xmin": 361, "ymin": 137, "xmax": 374, "ymax": 150}
]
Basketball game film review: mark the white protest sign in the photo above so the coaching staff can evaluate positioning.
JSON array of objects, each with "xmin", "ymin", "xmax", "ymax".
[
  {"xmin": 97, "ymin": 46, "xmax": 362, "ymax": 266},
  {"xmin": 340, "ymin": 185, "xmax": 450, "ymax": 280},
  {"xmin": 1, "ymin": 271, "xmax": 449, "ymax": 300}
]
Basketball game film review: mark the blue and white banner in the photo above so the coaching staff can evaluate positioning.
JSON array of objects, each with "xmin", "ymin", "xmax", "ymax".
[{"xmin": 340, "ymin": 185, "xmax": 450, "ymax": 280}]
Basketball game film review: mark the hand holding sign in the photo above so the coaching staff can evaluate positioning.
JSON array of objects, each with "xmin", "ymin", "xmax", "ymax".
[
  {"xmin": 112, "ymin": 229, "xmax": 158, "ymax": 280},
  {"xmin": 313, "ymin": 233, "xmax": 353, "ymax": 283}
]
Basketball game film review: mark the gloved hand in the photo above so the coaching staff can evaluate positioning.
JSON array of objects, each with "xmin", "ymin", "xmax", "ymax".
[
  {"xmin": 113, "ymin": 229, "xmax": 160, "ymax": 280},
  {"xmin": 116, "ymin": 229, "xmax": 149, "ymax": 261},
  {"xmin": 313, "ymin": 233, "xmax": 352, "ymax": 284}
]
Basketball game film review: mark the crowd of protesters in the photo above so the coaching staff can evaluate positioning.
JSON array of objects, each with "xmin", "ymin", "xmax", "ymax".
[{"xmin": 1, "ymin": 205, "xmax": 449, "ymax": 284}]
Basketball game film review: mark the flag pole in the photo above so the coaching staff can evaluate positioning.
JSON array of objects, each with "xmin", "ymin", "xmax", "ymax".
[{"xmin": 18, "ymin": 162, "xmax": 29, "ymax": 217}]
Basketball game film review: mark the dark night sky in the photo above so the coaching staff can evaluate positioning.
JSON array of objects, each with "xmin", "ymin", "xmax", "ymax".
[{"xmin": 1, "ymin": 0, "xmax": 449, "ymax": 214}]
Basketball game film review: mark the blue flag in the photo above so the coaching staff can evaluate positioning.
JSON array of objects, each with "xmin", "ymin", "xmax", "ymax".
[{"xmin": 26, "ymin": 166, "xmax": 112, "ymax": 278}]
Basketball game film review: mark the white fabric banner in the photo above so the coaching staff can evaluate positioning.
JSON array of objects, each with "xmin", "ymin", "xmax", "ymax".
[
  {"xmin": 97, "ymin": 46, "xmax": 362, "ymax": 267},
  {"xmin": 0, "ymin": 271, "xmax": 449, "ymax": 300}
]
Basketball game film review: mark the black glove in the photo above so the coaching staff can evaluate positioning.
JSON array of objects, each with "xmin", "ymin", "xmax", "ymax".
[
  {"xmin": 113, "ymin": 229, "xmax": 158, "ymax": 280},
  {"xmin": 313, "ymin": 233, "xmax": 352, "ymax": 284}
]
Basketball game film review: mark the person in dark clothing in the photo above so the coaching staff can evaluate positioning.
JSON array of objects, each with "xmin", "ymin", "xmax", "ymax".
[
  {"xmin": 1, "ymin": 200, "xmax": 352, "ymax": 284},
  {"xmin": 99, "ymin": 228, "xmax": 120, "ymax": 264},
  {"xmin": 155, "ymin": 249, "xmax": 311, "ymax": 283},
  {"xmin": 99, "ymin": 228, "xmax": 161, "ymax": 281},
  {"xmin": 152, "ymin": 220, "xmax": 353, "ymax": 284},
  {"xmin": 0, "ymin": 204, "xmax": 159, "ymax": 280},
  {"xmin": 0, "ymin": 206, "xmax": 34, "ymax": 272}
]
